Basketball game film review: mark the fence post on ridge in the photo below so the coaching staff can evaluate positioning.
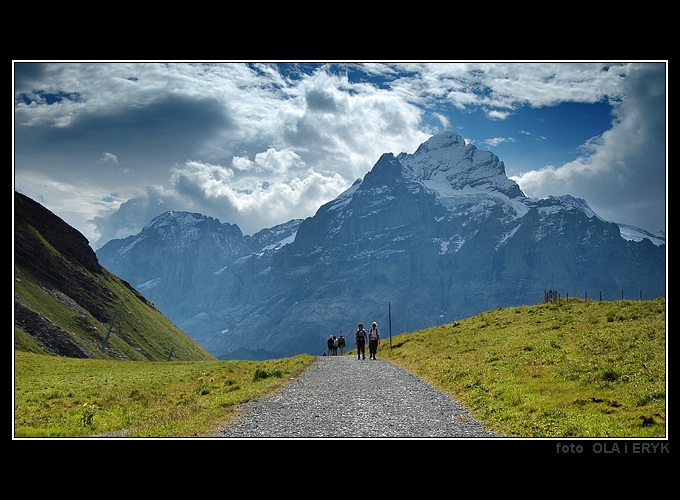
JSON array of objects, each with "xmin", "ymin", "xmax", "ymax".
[{"xmin": 388, "ymin": 302, "xmax": 392, "ymax": 350}]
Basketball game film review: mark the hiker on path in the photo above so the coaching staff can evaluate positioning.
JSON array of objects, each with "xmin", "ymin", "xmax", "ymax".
[
  {"xmin": 338, "ymin": 334, "xmax": 346, "ymax": 355},
  {"xmin": 327, "ymin": 335, "xmax": 335, "ymax": 356},
  {"xmin": 368, "ymin": 322, "xmax": 380, "ymax": 359},
  {"xmin": 356, "ymin": 323, "xmax": 367, "ymax": 360},
  {"xmin": 332, "ymin": 335, "xmax": 339, "ymax": 356}
]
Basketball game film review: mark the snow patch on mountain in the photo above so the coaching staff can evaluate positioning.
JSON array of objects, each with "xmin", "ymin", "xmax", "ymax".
[
  {"xmin": 136, "ymin": 277, "xmax": 161, "ymax": 292},
  {"xmin": 618, "ymin": 224, "xmax": 665, "ymax": 246},
  {"xmin": 115, "ymin": 235, "xmax": 146, "ymax": 256}
]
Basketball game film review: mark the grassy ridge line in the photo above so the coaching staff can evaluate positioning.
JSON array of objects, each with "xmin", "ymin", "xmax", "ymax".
[{"xmin": 373, "ymin": 297, "xmax": 666, "ymax": 438}]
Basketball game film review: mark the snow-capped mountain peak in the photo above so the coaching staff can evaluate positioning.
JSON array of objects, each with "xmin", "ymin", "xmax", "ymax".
[{"xmin": 397, "ymin": 131, "xmax": 524, "ymax": 199}]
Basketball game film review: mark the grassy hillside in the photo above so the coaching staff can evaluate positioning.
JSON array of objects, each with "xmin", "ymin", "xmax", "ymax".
[
  {"xmin": 14, "ymin": 266, "xmax": 215, "ymax": 361},
  {"xmin": 372, "ymin": 297, "xmax": 666, "ymax": 438},
  {"xmin": 14, "ymin": 190, "xmax": 215, "ymax": 361},
  {"xmin": 13, "ymin": 298, "xmax": 665, "ymax": 438}
]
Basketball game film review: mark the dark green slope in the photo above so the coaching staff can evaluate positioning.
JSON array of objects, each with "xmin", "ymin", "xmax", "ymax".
[{"xmin": 13, "ymin": 191, "xmax": 215, "ymax": 361}]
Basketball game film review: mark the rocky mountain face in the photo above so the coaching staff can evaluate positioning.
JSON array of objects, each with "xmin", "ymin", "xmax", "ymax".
[{"xmin": 96, "ymin": 131, "xmax": 666, "ymax": 360}]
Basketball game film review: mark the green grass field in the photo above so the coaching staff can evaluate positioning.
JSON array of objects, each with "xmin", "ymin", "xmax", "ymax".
[
  {"xmin": 13, "ymin": 353, "xmax": 315, "ymax": 437},
  {"xmin": 14, "ymin": 297, "xmax": 665, "ymax": 438},
  {"xmin": 373, "ymin": 297, "xmax": 666, "ymax": 437}
]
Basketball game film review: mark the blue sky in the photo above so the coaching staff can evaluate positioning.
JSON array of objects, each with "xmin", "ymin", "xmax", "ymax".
[{"xmin": 13, "ymin": 61, "xmax": 667, "ymax": 249}]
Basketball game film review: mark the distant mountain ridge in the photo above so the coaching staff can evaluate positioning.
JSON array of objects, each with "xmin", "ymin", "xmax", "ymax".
[{"xmin": 96, "ymin": 131, "xmax": 666, "ymax": 360}]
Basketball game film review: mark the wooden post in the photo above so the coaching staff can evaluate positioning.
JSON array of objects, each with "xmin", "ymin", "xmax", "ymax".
[{"xmin": 388, "ymin": 302, "xmax": 392, "ymax": 350}]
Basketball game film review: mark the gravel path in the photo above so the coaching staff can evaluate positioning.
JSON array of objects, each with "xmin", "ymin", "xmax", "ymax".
[{"xmin": 214, "ymin": 355, "xmax": 501, "ymax": 439}]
